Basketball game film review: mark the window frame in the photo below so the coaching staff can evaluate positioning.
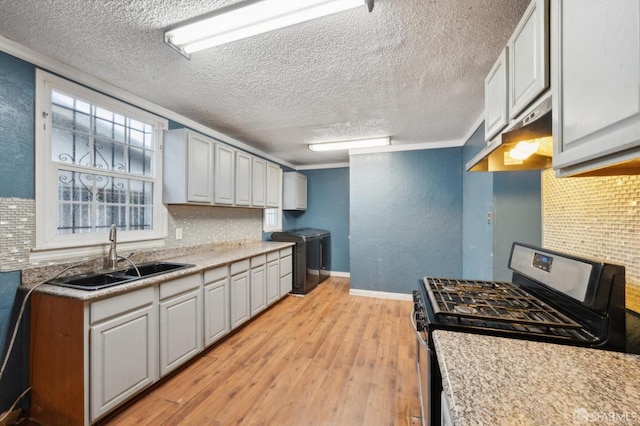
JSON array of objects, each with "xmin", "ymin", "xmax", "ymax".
[
  {"xmin": 263, "ymin": 168, "xmax": 283, "ymax": 232},
  {"xmin": 263, "ymin": 207, "xmax": 282, "ymax": 232},
  {"xmin": 33, "ymin": 69, "xmax": 168, "ymax": 261}
]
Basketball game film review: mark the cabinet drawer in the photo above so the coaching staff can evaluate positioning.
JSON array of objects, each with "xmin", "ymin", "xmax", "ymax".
[
  {"xmin": 230, "ymin": 259, "xmax": 250, "ymax": 275},
  {"xmin": 204, "ymin": 265, "xmax": 228, "ymax": 283},
  {"xmin": 280, "ymin": 247, "xmax": 292, "ymax": 257},
  {"xmin": 280, "ymin": 255, "xmax": 292, "ymax": 277},
  {"xmin": 91, "ymin": 286, "xmax": 155, "ymax": 324},
  {"xmin": 266, "ymin": 250, "xmax": 279, "ymax": 262},
  {"xmin": 250, "ymin": 254, "xmax": 266, "ymax": 268},
  {"xmin": 160, "ymin": 273, "xmax": 202, "ymax": 300},
  {"xmin": 280, "ymin": 273, "xmax": 292, "ymax": 296}
]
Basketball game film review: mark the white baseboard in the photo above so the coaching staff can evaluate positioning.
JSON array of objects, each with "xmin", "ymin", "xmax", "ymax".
[
  {"xmin": 349, "ymin": 288, "xmax": 413, "ymax": 301},
  {"xmin": 330, "ymin": 271, "xmax": 350, "ymax": 278}
]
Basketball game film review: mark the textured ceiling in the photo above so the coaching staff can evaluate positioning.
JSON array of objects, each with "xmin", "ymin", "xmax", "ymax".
[{"xmin": 0, "ymin": 0, "xmax": 530, "ymax": 166}]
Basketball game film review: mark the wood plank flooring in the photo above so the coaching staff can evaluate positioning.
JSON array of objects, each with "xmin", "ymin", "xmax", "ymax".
[{"xmin": 100, "ymin": 277, "xmax": 421, "ymax": 425}]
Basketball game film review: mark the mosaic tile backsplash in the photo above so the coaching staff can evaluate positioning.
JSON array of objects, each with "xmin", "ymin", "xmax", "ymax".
[
  {"xmin": 0, "ymin": 198, "xmax": 263, "ymax": 272},
  {"xmin": 0, "ymin": 197, "xmax": 35, "ymax": 271},
  {"xmin": 542, "ymin": 170, "xmax": 640, "ymax": 313},
  {"xmin": 166, "ymin": 204, "xmax": 263, "ymax": 247}
]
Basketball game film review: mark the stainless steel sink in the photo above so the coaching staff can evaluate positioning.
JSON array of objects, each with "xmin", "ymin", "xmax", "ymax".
[{"xmin": 48, "ymin": 262, "xmax": 195, "ymax": 291}]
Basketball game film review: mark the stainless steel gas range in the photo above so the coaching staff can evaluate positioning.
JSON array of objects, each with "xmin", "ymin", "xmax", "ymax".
[{"xmin": 411, "ymin": 242, "xmax": 626, "ymax": 425}]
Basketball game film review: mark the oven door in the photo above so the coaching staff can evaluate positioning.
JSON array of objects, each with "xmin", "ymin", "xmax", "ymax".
[{"xmin": 412, "ymin": 309, "xmax": 431, "ymax": 425}]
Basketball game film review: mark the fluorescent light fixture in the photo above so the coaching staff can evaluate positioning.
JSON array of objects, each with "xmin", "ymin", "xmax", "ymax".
[
  {"xmin": 165, "ymin": 0, "xmax": 366, "ymax": 57},
  {"xmin": 509, "ymin": 140, "xmax": 541, "ymax": 161},
  {"xmin": 308, "ymin": 137, "xmax": 390, "ymax": 152}
]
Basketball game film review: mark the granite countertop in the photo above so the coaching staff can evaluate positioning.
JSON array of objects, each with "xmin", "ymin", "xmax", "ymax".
[
  {"xmin": 20, "ymin": 241, "xmax": 294, "ymax": 302},
  {"xmin": 432, "ymin": 330, "xmax": 640, "ymax": 425}
]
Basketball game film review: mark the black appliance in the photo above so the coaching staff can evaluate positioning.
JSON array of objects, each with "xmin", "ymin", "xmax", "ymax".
[
  {"xmin": 411, "ymin": 242, "xmax": 626, "ymax": 425},
  {"xmin": 271, "ymin": 228, "xmax": 331, "ymax": 295}
]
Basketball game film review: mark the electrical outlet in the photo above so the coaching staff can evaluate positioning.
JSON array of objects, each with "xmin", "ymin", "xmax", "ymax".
[{"xmin": 176, "ymin": 228, "xmax": 183, "ymax": 240}]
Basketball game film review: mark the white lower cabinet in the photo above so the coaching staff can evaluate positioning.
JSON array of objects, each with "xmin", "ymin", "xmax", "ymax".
[
  {"xmin": 159, "ymin": 274, "xmax": 203, "ymax": 377},
  {"xmin": 32, "ymin": 247, "xmax": 292, "ymax": 425},
  {"xmin": 203, "ymin": 266, "xmax": 230, "ymax": 347},
  {"xmin": 441, "ymin": 391, "xmax": 454, "ymax": 426},
  {"xmin": 230, "ymin": 259, "xmax": 251, "ymax": 329},
  {"xmin": 280, "ymin": 247, "xmax": 293, "ymax": 296},
  {"xmin": 89, "ymin": 287, "xmax": 158, "ymax": 422},
  {"xmin": 266, "ymin": 252, "xmax": 280, "ymax": 306},
  {"xmin": 250, "ymin": 255, "xmax": 267, "ymax": 316}
]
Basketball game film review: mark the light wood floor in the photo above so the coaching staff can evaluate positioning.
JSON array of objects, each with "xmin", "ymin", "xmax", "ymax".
[{"xmin": 101, "ymin": 277, "xmax": 421, "ymax": 425}]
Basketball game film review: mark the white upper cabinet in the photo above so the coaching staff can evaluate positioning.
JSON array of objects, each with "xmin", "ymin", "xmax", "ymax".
[
  {"xmin": 252, "ymin": 157, "xmax": 267, "ymax": 207},
  {"xmin": 484, "ymin": 48, "xmax": 509, "ymax": 140},
  {"xmin": 508, "ymin": 0, "xmax": 549, "ymax": 119},
  {"xmin": 214, "ymin": 143, "xmax": 235, "ymax": 205},
  {"xmin": 235, "ymin": 151, "xmax": 252, "ymax": 206},
  {"xmin": 266, "ymin": 162, "xmax": 282, "ymax": 208},
  {"xmin": 163, "ymin": 129, "xmax": 214, "ymax": 204},
  {"xmin": 283, "ymin": 172, "xmax": 307, "ymax": 211},
  {"xmin": 163, "ymin": 129, "xmax": 282, "ymax": 208},
  {"xmin": 552, "ymin": 0, "xmax": 640, "ymax": 176}
]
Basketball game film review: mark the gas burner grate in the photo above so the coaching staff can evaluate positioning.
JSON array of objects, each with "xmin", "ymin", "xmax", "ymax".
[{"xmin": 424, "ymin": 277, "xmax": 582, "ymax": 329}]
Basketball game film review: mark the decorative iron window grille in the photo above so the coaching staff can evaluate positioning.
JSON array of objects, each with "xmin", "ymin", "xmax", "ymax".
[{"xmin": 51, "ymin": 89, "xmax": 155, "ymax": 234}]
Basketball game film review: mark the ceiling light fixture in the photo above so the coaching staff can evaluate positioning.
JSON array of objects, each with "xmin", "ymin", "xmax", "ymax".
[
  {"xmin": 165, "ymin": 0, "xmax": 370, "ymax": 58},
  {"xmin": 308, "ymin": 137, "xmax": 390, "ymax": 152}
]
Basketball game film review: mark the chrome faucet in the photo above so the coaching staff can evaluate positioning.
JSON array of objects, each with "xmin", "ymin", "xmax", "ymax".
[{"xmin": 106, "ymin": 224, "xmax": 118, "ymax": 270}]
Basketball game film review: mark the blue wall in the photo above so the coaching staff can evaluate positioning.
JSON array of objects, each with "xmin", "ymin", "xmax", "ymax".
[
  {"xmin": 349, "ymin": 149, "xmax": 463, "ymax": 293},
  {"xmin": 461, "ymin": 123, "xmax": 542, "ymax": 282},
  {"xmin": 295, "ymin": 168, "xmax": 350, "ymax": 273},
  {"xmin": 492, "ymin": 171, "xmax": 541, "ymax": 281},
  {"xmin": 462, "ymin": 125, "xmax": 493, "ymax": 280},
  {"xmin": 0, "ymin": 52, "xmax": 34, "ymax": 197},
  {"xmin": 0, "ymin": 51, "xmax": 35, "ymax": 412}
]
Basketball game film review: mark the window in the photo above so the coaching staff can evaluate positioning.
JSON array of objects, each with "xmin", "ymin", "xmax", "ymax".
[
  {"xmin": 34, "ymin": 70, "xmax": 168, "ymax": 259},
  {"xmin": 263, "ymin": 207, "xmax": 282, "ymax": 232}
]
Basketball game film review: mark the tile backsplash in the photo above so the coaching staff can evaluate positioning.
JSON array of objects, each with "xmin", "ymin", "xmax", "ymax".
[
  {"xmin": 166, "ymin": 204, "xmax": 263, "ymax": 247},
  {"xmin": 542, "ymin": 170, "xmax": 640, "ymax": 313},
  {"xmin": 0, "ymin": 198, "xmax": 263, "ymax": 272}
]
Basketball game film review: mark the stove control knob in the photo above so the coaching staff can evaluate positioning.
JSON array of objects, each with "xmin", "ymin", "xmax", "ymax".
[
  {"xmin": 415, "ymin": 312, "xmax": 426, "ymax": 331},
  {"xmin": 412, "ymin": 290, "xmax": 421, "ymax": 303}
]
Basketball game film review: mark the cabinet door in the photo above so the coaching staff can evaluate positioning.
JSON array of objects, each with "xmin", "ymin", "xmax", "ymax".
[
  {"xmin": 204, "ymin": 277, "xmax": 230, "ymax": 347},
  {"xmin": 187, "ymin": 132, "xmax": 214, "ymax": 203},
  {"xmin": 230, "ymin": 270, "xmax": 250, "ymax": 329},
  {"xmin": 553, "ymin": 0, "xmax": 640, "ymax": 176},
  {"xmin": 283, "ymin": 172, "xmax": 307, "ymax": 210},
  {"xmin": 484, "ymin": 48, "xmax": 509, "ymax": 140},
  {"xmin": 252, "ymin": 157, "xmax": 267, "ymax": 207},
  {"xmin": 90, "ymin": 304, "xmax": 157, "ymax": 421},
  {"xmin": 215, "ymin": 143, "xmax": 235, "ymax": 205},
  {"xmin": 266, "ymin": 259, "xmax": 280, "ymax": 305},
  {"xmin": 235, "ymin": 151, "xmax": 252, "ymax": 206},
  {"xmin": 441, "ymin": 391, "xmax": 454, "ymax": 426},
  {"xmin": 280, "ymin": 253, "xmax": 293, "ymax": 296},
  {"xmin": 508, "ymin": 0, "xmax": 549, "ymax": 119},
  {"xmin": 294, "ymin": 173, "xmax": 307, "ymax": 210},
  {"xmin": 159, "ymin": 287, "xmax": 203, "ymax": 377},
  {"xmin": 266, "ymin": 162, "xmax": 281, "ymax": 208},
  {"xmin": 251, "ymin": 263, "xmax": 266, "ymax": 316},
  {"xmin": 280, "ymin": 274, "xmax": 292, "ymax": 297}
]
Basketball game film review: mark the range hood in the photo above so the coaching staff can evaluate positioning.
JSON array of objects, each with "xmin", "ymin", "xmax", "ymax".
[{"xmin": 467, "ymin": 94, "xmax": 553, "ymax": 172}]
